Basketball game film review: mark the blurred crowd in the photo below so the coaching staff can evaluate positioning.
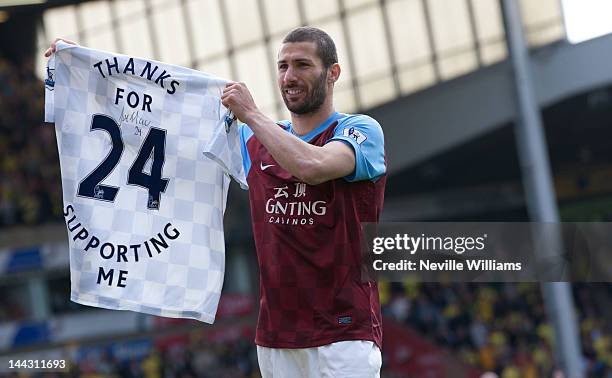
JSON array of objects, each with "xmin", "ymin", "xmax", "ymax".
[
  {"xmin": 7, "ymin": 282, "xmax": 610, "ymax": 378},
  {"xmin": 0, "ymin": 285, "xmax": 29, "ymax": 321},
  {"xmin": 380, "ymin": 281, "xmax": 612, "ymax": 377},
  {"xmin": 5, "ymin": 335, "xmax": 259, "ymax": 378},
  {"xmin": 0, "ymin": 57, "xmax": 63, "ymax": 228},
  {"xmin": 69, "ymin": 338, "xmax": 258, "ymax": 378}
]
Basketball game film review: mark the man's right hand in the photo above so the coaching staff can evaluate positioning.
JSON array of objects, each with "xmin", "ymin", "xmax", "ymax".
[{"xmin": 44, "ymin": 38, "xmax": 78, "ymax": 57}]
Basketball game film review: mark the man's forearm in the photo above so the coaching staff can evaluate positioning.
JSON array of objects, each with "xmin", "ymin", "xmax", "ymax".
[{"xmin": 221, "ymin": 82, "xmax": 355, "ymax": 185}]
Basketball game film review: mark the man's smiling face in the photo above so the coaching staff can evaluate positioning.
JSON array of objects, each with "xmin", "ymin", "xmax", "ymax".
[{"xmin": 277, "ymin": 41, "xmax": 329, "ymax": 115}]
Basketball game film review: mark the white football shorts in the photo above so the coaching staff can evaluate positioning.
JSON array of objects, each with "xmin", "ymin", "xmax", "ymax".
[{"xmin": 256, "ymin": 340, "xmax": 382, "ymax": 378}]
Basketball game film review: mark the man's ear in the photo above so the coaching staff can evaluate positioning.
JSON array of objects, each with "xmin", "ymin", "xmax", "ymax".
[{"xmin": 328, "ymin": 63, "xmax": 341, "ymax": 84}]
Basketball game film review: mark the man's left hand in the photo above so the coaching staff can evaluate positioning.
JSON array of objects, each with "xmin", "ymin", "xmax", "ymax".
[{"xmin": 221, "ymin": 82, "xmax": 260, "ymax": 124}]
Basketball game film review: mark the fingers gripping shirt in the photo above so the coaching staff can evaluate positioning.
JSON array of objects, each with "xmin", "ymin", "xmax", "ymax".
[{"xmin": 44, "ymin": 41, "xmax": 245, "ymax": 323}]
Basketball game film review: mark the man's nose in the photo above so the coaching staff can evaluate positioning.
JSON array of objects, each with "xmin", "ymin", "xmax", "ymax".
[{"xmin": 282, "ymin": 66, "xmax": 298, "ymax": 84}]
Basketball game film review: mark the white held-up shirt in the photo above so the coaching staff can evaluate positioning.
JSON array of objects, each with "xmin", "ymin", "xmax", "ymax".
[{"xmin": 45, "ymin": 41, "xmax": 246, "ymax": 323}]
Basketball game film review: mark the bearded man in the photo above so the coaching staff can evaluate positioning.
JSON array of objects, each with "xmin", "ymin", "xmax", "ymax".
[{"xmin": 222, "ymin": 26, "xmax": 386, "ymax": 378}]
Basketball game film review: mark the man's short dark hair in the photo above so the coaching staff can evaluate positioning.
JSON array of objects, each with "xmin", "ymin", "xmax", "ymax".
[{"xmin": 282, "ymin": 27, "xmax": 338, "ymax": 68}]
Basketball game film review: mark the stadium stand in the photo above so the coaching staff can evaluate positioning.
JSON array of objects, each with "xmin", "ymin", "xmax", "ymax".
[
  {"xmin": 1, "ymin": 46, "xmax": 611, "ymax": 378},
  {"xmin": 1, "ymin": 1, "xmax": 611, "ymax": 377},
  {"xmin": 0, "ymin": 57, "xmax": 62, "ymax": 228},
  {"xmin": 380, "ymin": 281, "xmax": 612, "ymax": 377}
]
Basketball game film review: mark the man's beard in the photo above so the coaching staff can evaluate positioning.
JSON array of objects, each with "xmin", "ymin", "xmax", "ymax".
[{"xmin": 282, "ymin": 70, "xmax": 328, "ymax": 115}]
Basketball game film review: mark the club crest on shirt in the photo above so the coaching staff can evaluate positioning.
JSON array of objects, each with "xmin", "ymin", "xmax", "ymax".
[{"xmin": 343, "ymin": 127, "xmax": 367, "ymax": 145}]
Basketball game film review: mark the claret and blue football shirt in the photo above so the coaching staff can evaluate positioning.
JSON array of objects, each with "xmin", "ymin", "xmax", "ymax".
[
  {"xmin": 45, "ymin": 41, "xmax": 246, "ymax": 323},
  {"xmin": 240, "ymin": 112, "xmax": 387, "ymax": 349}
]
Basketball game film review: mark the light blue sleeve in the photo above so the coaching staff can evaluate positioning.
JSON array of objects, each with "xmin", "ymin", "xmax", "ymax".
[
  {"xmin": 239, "ymin": 123, "xmax": 255, "ymax": 180},
  {"xmin": 329, "ymin": 114, "xmax": 386, "ymax": 182}
]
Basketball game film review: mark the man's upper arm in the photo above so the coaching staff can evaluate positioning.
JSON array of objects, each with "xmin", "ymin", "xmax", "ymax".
[
  {"xmin": 317, "ymin": 140, "xmax": 356, "ymax": 181},
  {"xmin": 328, "ymin": 115, "xmax": 386, "ymax": 182}
]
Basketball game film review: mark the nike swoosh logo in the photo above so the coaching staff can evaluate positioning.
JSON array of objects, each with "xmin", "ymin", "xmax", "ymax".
[{"xmin": 260, "ymin": 162, "xmax": 275, "ymax": 171}]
